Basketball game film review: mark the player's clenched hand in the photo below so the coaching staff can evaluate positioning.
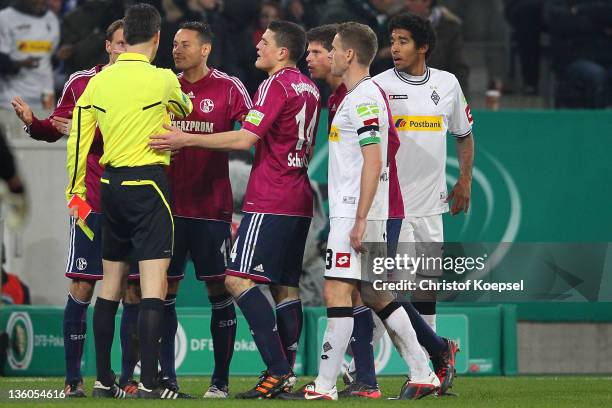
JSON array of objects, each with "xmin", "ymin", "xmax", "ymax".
[
  {"xmin": 447, "ymin": 176, "xmax": 471, "ymax": 215},
  {"xmin": 149, "ymin": 124, "xmax": 189, "ymax": 151},
  {"xmin": 51, "ymin": 116, "xmax": 72, "ymax": 135},
  {"xmin": 11, "ymin": 96, "xmax": 33, "ymax": 126},
  {"xmin": 350, "ymin": 218, "xmax": 367, "ymax": 253}
]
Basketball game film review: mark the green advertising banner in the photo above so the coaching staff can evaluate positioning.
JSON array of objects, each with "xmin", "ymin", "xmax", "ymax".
[
  {"xmin": 305, "ymin": 305, "xmax": 515, "ymax": 376},
  {"xmin": 1, "ymin": 305, "xmax": 516, "ymax": 377},
  {"xmin": 1, "ymin": 307, "xmax": 65, "ymax": 376},
  {"xmin": 308, "ymin": 110, "xmax": 612, "ymax": 243},
  {"xmin": 105, "ymin": 308, "xmax": 305, "ymax": 377},
  {"xmin": 313, "ymin": 313, "xmax": 469, "ymax": 375}
]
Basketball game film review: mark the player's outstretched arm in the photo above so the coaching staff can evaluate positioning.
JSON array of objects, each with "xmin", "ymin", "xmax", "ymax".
[
  {"xmin": 149, "ymin": 124, "xmax": 258, "ymax": 152},
  {"xmin": 11, "ymin": 96, "xmax": 65, "ymax": 142},
  {"xmin": 447, "ymin": 132, "xmax": 474, "ymax": 215}
]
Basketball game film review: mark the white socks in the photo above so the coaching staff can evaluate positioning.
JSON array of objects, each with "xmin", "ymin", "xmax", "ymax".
[
  {"xmin": 383, "ymin": 307, "xmax": 432, "ymax": 381},
  {"xmin": 315, "ymin": 314, "xmax": 354, "ymax": 392}
]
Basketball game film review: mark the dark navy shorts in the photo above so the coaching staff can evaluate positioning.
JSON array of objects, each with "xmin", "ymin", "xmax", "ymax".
[
  {"xmin": 386, "ymin": 218, "xmax": 403, "ymax": 258},
  {"xmin": 165, "ymin": 217, "xmax": 232, "ymax": 282},
  {"xmin": 226, "ymin": 213, "xmax": 311, "ymax": 287},
  {"xmin": 65, "ymin": 213, "xmax": 139, "ymax": 280}
]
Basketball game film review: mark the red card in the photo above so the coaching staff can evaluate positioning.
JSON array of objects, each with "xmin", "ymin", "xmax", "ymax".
[{"xmin": 68, "ymin": 195, "xmax": 91, "ymax": 221}]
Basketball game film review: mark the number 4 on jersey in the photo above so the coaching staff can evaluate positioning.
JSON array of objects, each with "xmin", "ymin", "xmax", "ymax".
[
  {"xmin": 295, "ymin": 103, "xmax": 318, "ymax": 150},
  {"xmin": 230, "ymin": 237, "xmax": 239, "ymax": 263}
]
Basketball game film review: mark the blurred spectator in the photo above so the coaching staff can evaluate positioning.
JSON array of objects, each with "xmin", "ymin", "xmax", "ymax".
[
  {"xmin": 214, "ymin": 0, "xmax": 263, "ymax": 85},
  {"xmin": 543, "ymin": 0, "xmax": 612, "ymax": 108},
  {"xmin": 504, "ymin": 0, "xmax": 546, "ymax": 95},
  {"xmin": 403, "ymin": 0, "xmax": 470, "ymax": 96},
  {"xmin": 253, "ymin": 1, "xmax": 282, "ymax": 46},
  {"xmin": 46, "ymin": 0, "xmax": 63, "ymax": 15},
  {"xmin": 0, "ymin": 128, "xmax": 28, "ymax": 230},
  {"xmin": 284, "ymin": 0, "xmax": 305, "ymax": 26},
  {"xmin": 156, "ymin": 0, "xmax": 224, "ymax": 69},
  {"xmin": 56, "ymin": 0, "xmax": 124, "ymax": 73},
  {"xmin": 318, "ymin": 0, "xmax": 399, "ymax": 26},
  {"xmin": 441, "ymin": 0, "xmax": 508, "ymax": 104},
  {"xmin": 1, "ymin": 245, "xmax": 31, "ymax": 305},
  {"xmin": 241, "ymin": 0, "xmax": 283, "ymax": 93},
  {"xmin": 0, "ymin": 0, "xmax": 60, "ymax": 114},
  {"xmin": 318, "ymin": 0, "xmax": 402, "ymax": 75},
  {"xmin": 282, "ymin": 0, "xmax": 320, "ymax": 29}
]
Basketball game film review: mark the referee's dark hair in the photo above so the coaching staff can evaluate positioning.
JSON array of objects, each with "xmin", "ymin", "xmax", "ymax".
[
  {"xmin": 124, "ymin": 3, "xmax": 162, "ymax": 46},
  {"xmin": 388, "ymin": 12, "xmax": 437, "ymax": 60},
  {"xmin": 105, "ymin": 19, "xmax": 124, "ymax": 42},
  {"xmin": 180, "ymin": 21, "xmax": 214, "ymax": 44},
  {"xmin": 306, "ymin": 24, "xmax": 338, "ymax": 52},
  {"xmin": 268, "ymin": 20, "xmax": 306, "ymax": 63}
]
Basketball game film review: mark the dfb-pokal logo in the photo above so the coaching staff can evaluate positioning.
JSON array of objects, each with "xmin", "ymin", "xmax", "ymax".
[{"xmin": 6, "ymin": 312, "xmax": 34, "ymax": 370}]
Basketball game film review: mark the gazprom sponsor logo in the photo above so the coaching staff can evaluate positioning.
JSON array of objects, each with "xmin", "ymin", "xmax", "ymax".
[
  {"xmin": 393, "ymin": 115, "xmax": 442, "ymax": 131},
  {"xmin": 171, "ymin": 120, "xmax": 214, "ymax": 133}
]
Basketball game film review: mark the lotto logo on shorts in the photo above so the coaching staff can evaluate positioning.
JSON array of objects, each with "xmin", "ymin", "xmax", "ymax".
[{"xmin": 335, "ymin": 253, "xmax": 351, "ymax": 268}]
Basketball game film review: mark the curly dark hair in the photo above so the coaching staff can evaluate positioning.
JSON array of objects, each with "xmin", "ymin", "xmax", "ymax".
[{"xmin": 388, "ymin": 12, "xmax": 436, "ymax": 60}]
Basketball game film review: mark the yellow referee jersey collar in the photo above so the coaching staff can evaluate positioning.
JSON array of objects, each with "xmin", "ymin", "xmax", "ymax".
[{"xmin": 117, "ymin": 52, "xmax": 151, "ymax": 63}]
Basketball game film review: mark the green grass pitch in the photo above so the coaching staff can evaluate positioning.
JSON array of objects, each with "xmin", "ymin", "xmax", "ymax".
[{"xmin": 1, "ymin": 376, "xmax": 612, "ymax": 407}]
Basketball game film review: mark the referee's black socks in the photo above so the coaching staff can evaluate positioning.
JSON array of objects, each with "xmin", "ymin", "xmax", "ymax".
[
  {"xmin": 138, "ymin": 298, "xmax": 164, "ymax": 389},
  {"xmin": 93, "ymin": 297, "xmax": 120, "ymax": 386}
]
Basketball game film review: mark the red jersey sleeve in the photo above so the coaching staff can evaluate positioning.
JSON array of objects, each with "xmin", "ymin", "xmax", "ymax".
[
  {"xmin": 242, "ymin": 79, "xmax": 286, "ymax": 139},
  {"xmin": 228, "ymin": 77, "xmax": 253, "ymax": 124}
]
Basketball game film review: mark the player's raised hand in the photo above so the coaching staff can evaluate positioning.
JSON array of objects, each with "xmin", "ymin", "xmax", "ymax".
[
  {"xmin": 446, "ymin": 177, "xmax": 471, "ymax": 215},
  {"xmin": 11, "ymin": 96, "xmax": 33, "ymax": 126},
  {"xmin": 51, "ymin": 116, "xmax": 72, "ymax": 135},
  {"xmin": 350, "ymin": 218, "xmax": 368, "ymax": 253},
  {"xmin": 149, "ymin": 124, "xmax": 190, "ymax": 151}
]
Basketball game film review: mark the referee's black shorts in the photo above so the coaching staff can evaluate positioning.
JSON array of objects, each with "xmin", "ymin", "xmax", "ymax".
[{"xmin": 100, "ymin": 165, "xmax": 173, "ymax": 262}]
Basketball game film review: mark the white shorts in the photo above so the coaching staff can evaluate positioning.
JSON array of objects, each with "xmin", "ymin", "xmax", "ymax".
[
  {"xmin": 324, "ymin": 217, "xmax": 386, "ymax": 281},
  {"xmin": 398, "ymin": 214, "xmax": 444, "ymax": 278},
  {"xmin": 398, "ymin": 214, "xmax": 444, "ymax": 243}
]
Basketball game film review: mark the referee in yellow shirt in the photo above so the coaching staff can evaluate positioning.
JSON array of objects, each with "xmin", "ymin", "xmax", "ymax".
[{"xmin": 65, "ymin": 4, "xmax": 192, "ymax": 399}]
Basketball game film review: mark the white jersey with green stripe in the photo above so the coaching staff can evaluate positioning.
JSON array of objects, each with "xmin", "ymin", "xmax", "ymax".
[{"xmin": 327, "ymin": 76, "xmax": 390, "ymax": 220}]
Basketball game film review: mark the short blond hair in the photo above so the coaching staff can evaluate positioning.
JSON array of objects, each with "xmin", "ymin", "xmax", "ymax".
[{"xmin": 336, "ymin": 22, "xmax": 378, "ymax": 66}]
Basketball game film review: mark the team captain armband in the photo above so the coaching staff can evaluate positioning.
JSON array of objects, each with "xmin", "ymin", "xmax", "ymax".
[{"xmin": 357, "ymin": 117, "xmax": 381, "ymax": 147}]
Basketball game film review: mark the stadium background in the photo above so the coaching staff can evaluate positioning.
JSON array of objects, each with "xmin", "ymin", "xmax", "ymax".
[{"xmin": 1, "ymin": 0, "xmax": 612, "ymax": 383}]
